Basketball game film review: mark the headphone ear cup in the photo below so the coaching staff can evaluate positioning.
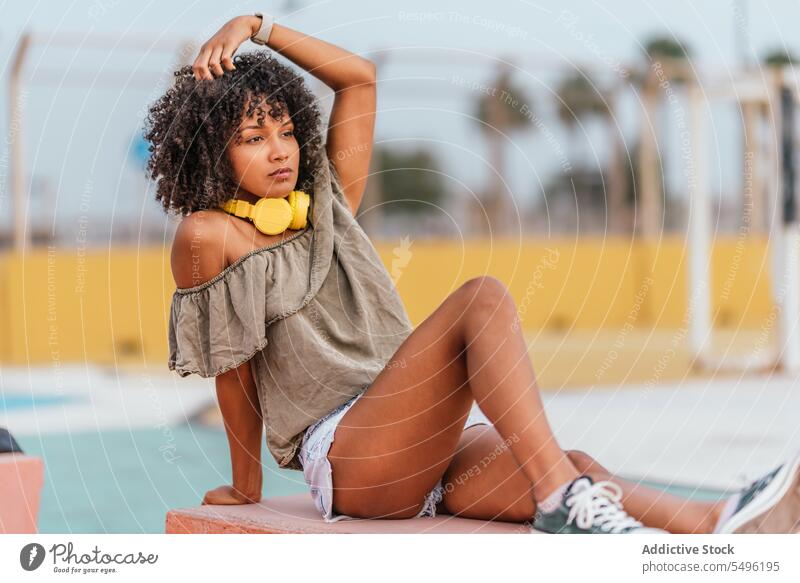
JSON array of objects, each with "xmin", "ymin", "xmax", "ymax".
[
  {"xmin": 288, "ymin": 190, "xmax": 310, "ymax": 230},
  {"xmin": 252, "ymin": 197, "xmax": 293, "ymax": 235}
]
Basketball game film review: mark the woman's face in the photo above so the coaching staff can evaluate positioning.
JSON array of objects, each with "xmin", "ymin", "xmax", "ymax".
[{"xmin": 227, "ymin": 99, "xmax": 300, "ymax": 203}]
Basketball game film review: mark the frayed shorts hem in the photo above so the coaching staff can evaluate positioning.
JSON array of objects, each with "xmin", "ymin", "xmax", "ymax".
[{"xmin": 298, "ymin": 390, "xmax": 492, "ymax": 523}]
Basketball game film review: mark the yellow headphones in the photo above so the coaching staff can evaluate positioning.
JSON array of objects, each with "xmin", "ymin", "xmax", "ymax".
[{"xmin": 218, "ymin": 190, "xmax": 311, "ymax": 235}]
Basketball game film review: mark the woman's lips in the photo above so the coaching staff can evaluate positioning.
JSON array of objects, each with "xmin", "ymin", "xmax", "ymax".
[{"xmin": 270, "ymin": 169, "xmax": 292, "ymax": 179}]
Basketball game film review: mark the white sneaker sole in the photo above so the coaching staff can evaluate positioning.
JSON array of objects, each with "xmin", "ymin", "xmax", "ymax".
[{"xmin": 718, "ymin": 449, "xmax": 800, "ymax": 534}]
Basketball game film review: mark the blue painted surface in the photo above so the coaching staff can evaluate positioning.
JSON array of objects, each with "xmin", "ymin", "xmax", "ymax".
[
  {"xmin": 16, "ymin": 426, "xmax": 309, "ymax": 533},
  {"xmin": 15, "ymin": 426, "xmax": 727, "ymax": 533},
  {"xmin": 1, "ymin": 393, "xmax": 80, "ymax": 411}
]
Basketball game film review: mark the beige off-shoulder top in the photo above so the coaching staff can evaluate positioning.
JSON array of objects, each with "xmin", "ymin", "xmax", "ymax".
[{"xmin": 167, "ymin": 150, "xmax": 413, "ymax": 470}]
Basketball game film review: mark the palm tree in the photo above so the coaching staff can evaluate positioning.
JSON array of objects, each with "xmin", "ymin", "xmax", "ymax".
[
  {"xmin": 636, "ymin": 36, "xmax": 692, "ymax": 237},
  {"xmin": 374, "ymin": 147, "xmax": 446, "ymax": 217},
  {"xmin": 555, "ymin": 71, "xmax": 609, "ymax": 125},
  {"xmin": 555, "ymin": 70, "xmax": 630, "ymax": 233},
  {"xmin": 743, "ymin": 48, "xmax": 800, "ymax": 234},
  {"xmin": 472, "ymin": 65, "xmax": 533, "ymax": 236},
  {"xmin": 763, "ymin": 49, "xmax": 796, "ymax": 67},
  {"xmin": 733, "ymin": 49, "xmax": 796, "ymax": 235}
]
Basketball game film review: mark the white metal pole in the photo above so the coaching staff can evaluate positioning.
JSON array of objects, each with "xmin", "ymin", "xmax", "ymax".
[
  {"xmin": 688, "ymin": 82, "xmax": 712, "ymax": 367},
  {"xmin": 767, "ymin": 70, "xmax": 786, "ymax": 371},
  {"xmin": 781, "ymin": 225, "xmax": 800, "ymax": 371}
]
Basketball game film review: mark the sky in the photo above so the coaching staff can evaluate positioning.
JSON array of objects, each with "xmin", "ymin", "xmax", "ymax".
[{"xmin": 1, "ymin": 0, "xmax": 799, "ymax": 243}]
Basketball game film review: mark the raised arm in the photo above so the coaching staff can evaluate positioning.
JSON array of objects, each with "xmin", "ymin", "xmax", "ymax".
[
  {"xmin": 259, "ymin": 21, "xmax": 376, "ymax": 216},
  {"xmin": 192, "ymin": 15, "xmax": 376, "ymax": 216}
]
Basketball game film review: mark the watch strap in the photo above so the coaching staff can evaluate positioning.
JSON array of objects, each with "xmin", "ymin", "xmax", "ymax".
[{"xmin": 251, "ymin": 12, "xmax": 274, "ymax": 46}]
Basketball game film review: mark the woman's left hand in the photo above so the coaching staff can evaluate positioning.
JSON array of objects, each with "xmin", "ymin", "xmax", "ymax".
[
  {"xmin": 201, "ymin": 484, "xmax": 262, "ymax": 505},
  {"xmin": 192, "ymin": 15, "xmax": 262, "ymax": 81}
]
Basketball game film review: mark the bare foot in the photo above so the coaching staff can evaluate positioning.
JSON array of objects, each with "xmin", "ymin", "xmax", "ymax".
[{"xmin": 202, "ymin": 485, "xmax": 261, "ymax": 505}]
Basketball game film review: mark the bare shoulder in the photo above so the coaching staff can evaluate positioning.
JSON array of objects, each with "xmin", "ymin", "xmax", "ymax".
[{"xmin": 171, "ymin": 210, "xmax": 230, "ymax": 289}]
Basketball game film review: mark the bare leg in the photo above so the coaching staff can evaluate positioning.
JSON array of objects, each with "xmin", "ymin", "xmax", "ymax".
[
  {"xmin": 438, "ymin": 425, "xmax": 725, "ymax": 533},
  {"xmin": 328, "ymin": 276, "xmax": 579, "ymax": 518},
  {"xmin": 567, "ymin": 450, "xmax": 725, "ymax": 534},
  {"xmin": 439, "ymin": 425, "xmax": 537, "ymax": 523}
]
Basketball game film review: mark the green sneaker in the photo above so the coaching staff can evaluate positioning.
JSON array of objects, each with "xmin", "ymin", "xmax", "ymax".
[
  {"xmin": 533, "ymin": 476, "xmax": 667, "ymax": 534},
  {"xmin": 716, "ymin": 449, "xmax": 800, "ymax": 534}
]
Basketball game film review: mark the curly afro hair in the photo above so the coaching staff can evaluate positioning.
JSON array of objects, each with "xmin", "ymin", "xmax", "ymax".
[{"xmin": 144, "ymin": 50, "xmax": 324, "ymax": 216}]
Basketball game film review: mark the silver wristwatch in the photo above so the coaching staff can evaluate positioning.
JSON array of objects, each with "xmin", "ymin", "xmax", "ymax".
[{"xmin": 250, "ymin": 12, "xmax": 275, "ymax": 46}]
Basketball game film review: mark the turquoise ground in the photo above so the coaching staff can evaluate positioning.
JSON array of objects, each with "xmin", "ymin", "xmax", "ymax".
[
  {"xmin": 2, "ymin": 393, "xmax": 81, "ymax": 412},
  {"xmin": 17, "ymin": 425, "xmax": 308, "ymax": 533},
  {"xmin": 16, "ymin": 425, "xmax": 726, "ymax": 533}
]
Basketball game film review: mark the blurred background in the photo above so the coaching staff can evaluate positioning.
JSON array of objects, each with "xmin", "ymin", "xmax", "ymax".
[{"xmin": 2, "ymin": 0, "xmax": 800, "ymax": 533}]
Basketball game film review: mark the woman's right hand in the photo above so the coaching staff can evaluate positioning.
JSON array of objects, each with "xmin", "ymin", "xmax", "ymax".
[
  {"xmin": 202, "ymin": 484, "xmax": 261, "ymax": 505},
  {"xmin": 192, "ymin": 15, "xmax": 262, "ymax": 81}
]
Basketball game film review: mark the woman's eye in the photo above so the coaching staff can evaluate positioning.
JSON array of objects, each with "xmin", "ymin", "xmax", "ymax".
[
  {"xmin": 246, "ymin": 136, "xmax": 262, "ymax": 143},
  {"xmin": 283, "ymin": 130, "xmax": 294, "ymax": 137}
]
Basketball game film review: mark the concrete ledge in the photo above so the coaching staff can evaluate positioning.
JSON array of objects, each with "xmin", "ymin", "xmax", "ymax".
[
  {"xmin": 0, "ymin": 453, "xmax": 44, "ymax": 534},
  {"xmin": 166, "ymin": 494, "xmax": 528, "ymax": 534}
]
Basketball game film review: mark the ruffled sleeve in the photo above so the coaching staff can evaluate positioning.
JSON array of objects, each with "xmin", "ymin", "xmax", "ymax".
[{"xmin": 168, "ymin": 254, "xmax": 272, "ymax": 378}]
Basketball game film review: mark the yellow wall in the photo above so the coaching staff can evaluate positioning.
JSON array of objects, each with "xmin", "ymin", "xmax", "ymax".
[
  {"xmin": 384, "ymin": 236, "xmax": 772, "ymax": 331},
  {"xmin": 0, "ymin": 246, "xmax": 171, "ymax": 366},
  {"xmin": 0, "ymin": 236, "xmax": 774, "ymax": 366}
]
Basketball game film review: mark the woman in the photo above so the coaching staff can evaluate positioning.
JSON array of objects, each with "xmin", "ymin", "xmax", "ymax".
[{"xmin": 148, "ymin": 13, "xmax": 800, "ymax": 534}]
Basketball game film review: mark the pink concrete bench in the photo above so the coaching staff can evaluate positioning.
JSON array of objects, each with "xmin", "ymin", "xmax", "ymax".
[
  {"xmin": 0, "ymin": 453, "xmax": 44, "ymax": 534},
  {"xmin": 166, "ymin": 494, "xmax": 529, "ymax": 534}
]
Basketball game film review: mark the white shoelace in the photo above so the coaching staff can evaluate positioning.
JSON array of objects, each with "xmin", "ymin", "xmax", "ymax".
[{"xmin": 565, "ymin": 479, "xmax": 644, "ymax": 533}]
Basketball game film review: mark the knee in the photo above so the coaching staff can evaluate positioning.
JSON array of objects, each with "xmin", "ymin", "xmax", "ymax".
[
  {"xmin": 566, "ymin": 449, "xmax": 611, "ymax": 476},
  {"xmin": 456, "ymin": 276, "xmax": 516, "ymax": 319}
]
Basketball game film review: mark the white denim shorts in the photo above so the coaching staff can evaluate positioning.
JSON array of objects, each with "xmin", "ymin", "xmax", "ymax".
[{"xmin": 297, "ymin": 388, "xmax": 493, "ymax": 522}]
